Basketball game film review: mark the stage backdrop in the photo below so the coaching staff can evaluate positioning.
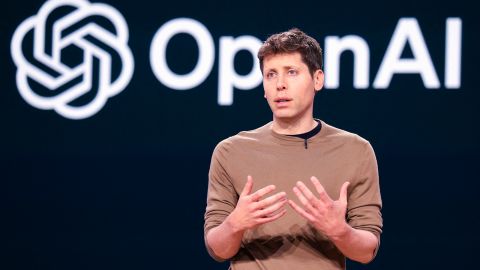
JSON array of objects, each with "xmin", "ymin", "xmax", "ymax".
[{"xmin": 1, "ymin": 0, "xmax": 478, "ymax": 269}]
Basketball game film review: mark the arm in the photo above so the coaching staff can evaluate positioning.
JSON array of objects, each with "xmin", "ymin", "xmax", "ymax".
[
  {"xmin": 326, "ymin": 222, "xmax": 378, "ymax": 264},
  {"xmin": 205, "ymin": 214, "xmax": 245, "ymax": 261},
  {"xmin": 288, "ymin": 177, "xmax": 378, "ymax": 264},
  {"xmin": 206, "ymin": 176, "xmax": 287, "ymax": 260}
]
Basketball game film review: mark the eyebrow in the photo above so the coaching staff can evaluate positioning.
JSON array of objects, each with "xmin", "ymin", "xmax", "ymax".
[{"xmin": 265, "ymin": 65, "xmax": 300, "ymax": 73}]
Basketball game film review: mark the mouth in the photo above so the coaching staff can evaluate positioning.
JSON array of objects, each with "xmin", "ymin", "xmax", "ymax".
[{"xmin": 274, "ymin": 97, "xmax": 292, "ymax": 103}]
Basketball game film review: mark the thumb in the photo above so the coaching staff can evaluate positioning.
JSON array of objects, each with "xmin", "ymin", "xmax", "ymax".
[
  {"xmin": 240, "ymin": 175, "xmax": 254, "ymax": 197},
  {"xmin": 339, "ymin": 181, "xmax": 350, "ymax": 204}
]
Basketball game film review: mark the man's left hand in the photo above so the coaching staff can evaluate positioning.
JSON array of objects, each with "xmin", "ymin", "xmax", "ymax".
[{"xmin": 288, "ymin": 176, "xmax": 350, "ymax": 239}]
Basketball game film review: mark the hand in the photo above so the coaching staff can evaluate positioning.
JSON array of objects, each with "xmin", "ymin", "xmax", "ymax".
[
  {"xmin": 288, "ymin": 176, "xmax": 350, "ymax": 239},
  {"xmin": 227, "ymin": 175, "xmax": 287, "ymax": 233}
]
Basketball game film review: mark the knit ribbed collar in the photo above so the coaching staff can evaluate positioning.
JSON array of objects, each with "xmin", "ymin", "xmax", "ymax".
[{"xmin": 267, "ymin": 118, "xmax": 328, "ymax": 147}]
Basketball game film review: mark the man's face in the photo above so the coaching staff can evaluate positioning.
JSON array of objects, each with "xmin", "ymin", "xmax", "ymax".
[{"xmin": 262, "ymin": 52, "xmax": 324, "ymax": 123}]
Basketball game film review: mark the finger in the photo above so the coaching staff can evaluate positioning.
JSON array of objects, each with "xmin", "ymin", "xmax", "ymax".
[
  {"xmin": 257, "ymin": 209, "xmax": 287, "ymax": 225},
  {"xmin": 240, "ymin": 175, "xmax": 253, "ymax": 197},
  {"xmin": 310, "ymin": 176, "xmax": 332, "ymax": 203},
  {"xmin": 288, "ymin": 199, "xmax": 315, "ymax": 222},
  {"xmin": 250, "ymin": 184, "xmax": 276, "ymax": 201},
  {"xmin": 255, "ymin": 198, "xmax": 287, "ymax": 217},
  {"xmin": 292, "ymin": 186, "xmax": 317, "ymax": 214},
  {"xmin": 255, "ymin": 191, "xmax": 287, "ymax": 209},
  {"xmin": 339, "ymin": 181, "xmax": 350, "ymax": 204},
  {"xmin": 296, "ymin": 181, "xmax": 320, "ymax": 208}
]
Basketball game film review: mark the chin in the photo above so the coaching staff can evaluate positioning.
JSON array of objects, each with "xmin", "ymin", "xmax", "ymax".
[{"xmin": 273, "ymin": 113, "xmax": 296, "ymax": 121}]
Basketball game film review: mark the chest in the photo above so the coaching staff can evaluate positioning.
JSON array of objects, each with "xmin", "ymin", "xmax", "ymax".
[{"xmin": 227, "ymin": 145, "xmax": 357, "ymax": 201}]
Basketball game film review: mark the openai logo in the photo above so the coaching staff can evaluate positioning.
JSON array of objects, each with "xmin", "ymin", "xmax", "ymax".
[{"xmin": 11, "ymin": 0, "xmax": 134, "ymax": 119}]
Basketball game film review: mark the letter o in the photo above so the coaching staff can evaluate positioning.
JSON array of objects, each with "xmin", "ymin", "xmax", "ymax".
[{"xmin": 150, "ymin": 18, "xmax": 215, "ymax": 90}]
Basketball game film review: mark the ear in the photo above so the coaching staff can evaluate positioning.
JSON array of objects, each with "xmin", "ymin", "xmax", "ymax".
[
  {"xmin": 264, "ymin": 92, "xmax": 267, "ymax": 98},
  {"xmin": 314, "ymin": 69, "xmax": 324, "ymax": 92}
]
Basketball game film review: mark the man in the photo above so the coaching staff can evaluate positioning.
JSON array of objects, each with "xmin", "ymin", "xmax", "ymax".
[{"xmin": 204, "ymin": 28, "xmax": 382, "ymax": 270}]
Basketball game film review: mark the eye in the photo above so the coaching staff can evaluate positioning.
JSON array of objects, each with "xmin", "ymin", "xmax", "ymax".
[
  {"xmin": 288, "ymin": 69, "xmax": 298, "ymax": 76},
  {"xmin": 265, "ymin": 71, "xmax": 277, "ymax": 79}
]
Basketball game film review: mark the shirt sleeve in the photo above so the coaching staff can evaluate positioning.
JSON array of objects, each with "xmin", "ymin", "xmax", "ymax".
[
  {"xmin": 346, "ymin": 141, "xmax": 383, "ymax": 261},
  {"xmin": 204, "ymin": 141, "xmax": 239, "ymax": 261}
]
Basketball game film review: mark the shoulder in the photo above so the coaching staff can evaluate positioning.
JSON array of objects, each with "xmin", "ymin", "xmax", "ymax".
[
  {"xmin": 215, "ymin": 124, "xmax": 270, "ymax": 151},
  {"xmin": 320, "ymin": 121, "xmax": 372, "ymax": 151},
  {"xmin": 213, "ymin": 122, "xmax": 271, "ymax": 154}
]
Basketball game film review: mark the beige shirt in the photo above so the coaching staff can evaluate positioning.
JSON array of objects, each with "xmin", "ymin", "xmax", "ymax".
[{"xmin": 204, "ymin": 121, "xmax": 383, "ymax": 270}]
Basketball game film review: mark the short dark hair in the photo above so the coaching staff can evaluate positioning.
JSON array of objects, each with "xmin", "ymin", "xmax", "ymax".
[{"xmin": 257, "ymin": 28, "xmax": 323, "ymax": 75}]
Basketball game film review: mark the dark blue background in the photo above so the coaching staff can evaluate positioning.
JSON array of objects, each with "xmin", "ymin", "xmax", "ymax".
[{"xmin": 1, "ymin": 0, "xmax": 478, "ymax": 269}]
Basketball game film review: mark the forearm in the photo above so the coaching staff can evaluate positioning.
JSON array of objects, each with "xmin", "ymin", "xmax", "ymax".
[
  {"xmin": 206, "ymin": 177, "xmax": 287, "ymax": 260},
  {"xmin": 206, "ymin": 215, "xmax": 245, "ymax": 260},
  {"xmin": 329, "ymin": 223, "xmax": 378, "ymax": 264}
]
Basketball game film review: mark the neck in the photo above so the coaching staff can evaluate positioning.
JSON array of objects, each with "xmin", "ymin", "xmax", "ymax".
[{"xmin": 272, "ymin": 116, "xmax": 317, "ymax": 135}]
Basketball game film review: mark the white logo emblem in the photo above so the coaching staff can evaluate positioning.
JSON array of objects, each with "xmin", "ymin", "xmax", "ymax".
[{"xmin": 11, "ymin": 0, "xmax": 134, "ymax": 119}]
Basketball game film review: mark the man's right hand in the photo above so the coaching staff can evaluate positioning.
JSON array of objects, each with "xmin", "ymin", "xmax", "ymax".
[
  {"xmin": 206, "ymin": 175, "xmax": 287, "ymax": 260},
  {"xmin": 226, "ymin": 175, "xmax": 287, "ymax": 233}
]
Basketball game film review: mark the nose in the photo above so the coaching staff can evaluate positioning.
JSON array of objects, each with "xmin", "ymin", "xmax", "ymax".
[{"xmin": 276, "ymin": 75, "xmax": 287, "ymax": 91}]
